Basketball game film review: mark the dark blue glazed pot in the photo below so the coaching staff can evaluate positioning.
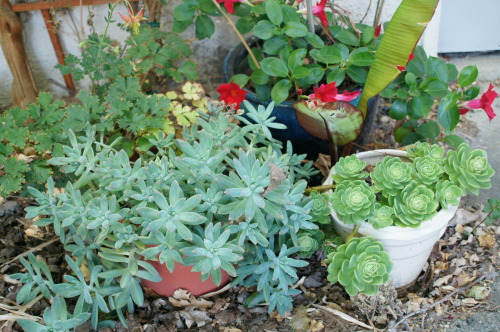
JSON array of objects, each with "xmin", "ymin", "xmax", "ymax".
[{"xmin": 223, "ymin": 39, "xmax": 377, "ymax": 159}]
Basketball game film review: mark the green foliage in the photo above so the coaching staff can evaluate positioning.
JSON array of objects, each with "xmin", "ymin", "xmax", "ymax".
[
  {"xmin": 390, "ymin": 181, "xmax": 439, "ymax": 227},
  {"xmin": 330, "ymin": 155, "xmax": 368, "ymax": 183},
  {"xmin": 328, "ymin": 142, "xmax": 493, "ymax": 228},
  {"xmin": 368, "ymin": 204, "xmax": 394, "ymax": 229},
  {"xmin": 0, "ymin": 21, "xmax": 201, "ymax": 198},
  {"xmin": 326, "ymin": 237, "xmax": 392, "ymax": 296},
  {"xmin": 330, "ymin": 180, "xmax": 376, "ymax": 225},
  {"xmin": 483, "ymin": 198, "xmax": 500, "ymax": 226},
  {"xmin": 444, "ymin": 143, "xmax": 495, "ymax": 196},
  {"xmin": 173, "ymin": 0, "xmax": 377, "ymax": 104},
  {"xmin": 380, "ymin": 46, "xmax": 486, "ymax": 145},
  {"xmin": 371, "ymin": 157, "xmax": 413, "ymax": 196},
  {"xmin": 19, "ymin": 100, "xmax": 320, "ymax": 326},
  {"xmin": 309, "ymin": 190, "xmax": 331, "ymax": 225}
]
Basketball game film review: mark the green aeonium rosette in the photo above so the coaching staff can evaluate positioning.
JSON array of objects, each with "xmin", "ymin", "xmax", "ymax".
[
  {"xmin": 309, "ymin": 190, "xmax": 331, "ymax": 224},
  {"xmin": 436, "ymin": 180, "xmax": 462, "ymax": 208},
  {"xmin": 331, "ymin": 180, "xmax": 375, "ymax": 225},
  {"xmin": 368, "ymin": 204, "xmax": 394, "ymax": 229},
  {"xmin": 444, "ymin": 143, "xmax": 495, "ymax": 196},
  {"xmin": 406, "ymin": 142, "xmax": 445, "ymax": 161},
  {"xmin": 391, "ymin": 181, "xmax": 439, "ymax": 227},
  {"xmin": 371, "ymin": 156, "xmax": 413, "ymax": 197},
  {"xmin": 326, "ymin": 237, "xmax": 392, "ymax": 296},
  {"xmin": 412, "ymin": 156, "xmax": 444, "ymax": 185},
  {"xmin": 331, "ymin": 155, "xmax": 368, "ymax": 183}
]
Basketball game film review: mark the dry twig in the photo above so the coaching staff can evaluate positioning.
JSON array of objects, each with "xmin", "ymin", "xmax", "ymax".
[
  {"xmin": 312, "ymin": 303, "xmax": 374, "ymax": 330},
  {"xmin": 0, "ymin": 237, "xmax": 59, "ymax": 268},
  {"xmin": 391, "ymin": 271, "xmax": 497, "ymax": 331}
]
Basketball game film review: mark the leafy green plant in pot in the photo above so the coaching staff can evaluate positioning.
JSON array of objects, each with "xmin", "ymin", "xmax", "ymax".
[
  {"xmin": 172, "ymin": 0, "xmax": 441, "ymax": 157},
  {"xmin": 13, "ymin": 101, "xmax": 325, "ymax": 330},
  {"xmin": 319, "ymin": 141, "xmax": 495, "ymax": 293}
]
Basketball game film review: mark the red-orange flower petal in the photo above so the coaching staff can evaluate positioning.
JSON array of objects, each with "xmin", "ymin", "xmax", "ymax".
[{"xmin": 217, "ymin": 82, "xmax": 248, "ymax": 109}]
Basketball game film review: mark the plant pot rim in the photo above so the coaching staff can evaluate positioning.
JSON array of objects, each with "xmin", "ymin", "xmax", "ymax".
[{"xmin": 323, "ymin": 148, "xmax": 460, "ymax": 239}]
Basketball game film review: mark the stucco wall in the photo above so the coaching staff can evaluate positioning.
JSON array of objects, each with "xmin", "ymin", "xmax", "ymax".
[{"xmin": 0, "ymin": 4, "xmax": 131, "ymax": 107}]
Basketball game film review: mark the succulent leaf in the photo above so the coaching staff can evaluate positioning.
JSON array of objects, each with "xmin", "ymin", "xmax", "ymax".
[
  {"xmin": 444, "ymin": 143, "xmax": 495, "ymax": 196},
  {"xmin": 309, "ymin": 190, "xmax": 331, "ymax": 224},
  {"xmin": 412, "ymin": 156, "xmax": 444, "ymax": 185},
  {"xmin": 371, "ymin": 156, "xmax": 413, "ymax": 197},
  {"xmin": 326, "ymin": 237, "xmax": 392, "ymax": 296},
  {"xmin": 368, "ymin": 204, "xmax": 394, "ymax": 229},
  {"xmin": 331, "ymin": 180, "xmax": 375, "ymax": 225},
  {"xmin": 406, "ymin": 142, "xmax": 444, "ymax": 161},
  {"xmin": 436, "ymin": 180, "xmax": 462, "ymax": 208},
  {"xmin": 391, "ymin": 181, "xmax": 438, "ymax": 227},
  {"xmin": 331, "ymin": 155, "xmax": 368, "ymax": 183}
]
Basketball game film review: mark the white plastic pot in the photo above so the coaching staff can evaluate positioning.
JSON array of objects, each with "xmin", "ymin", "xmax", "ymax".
[{"xmin": 324, "ymin": 150, "xmax": 459, "ymax": 288}]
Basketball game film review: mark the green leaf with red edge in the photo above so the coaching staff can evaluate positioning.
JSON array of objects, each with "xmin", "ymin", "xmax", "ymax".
[
  {"xmin": 294, "ymin": 100, "xmax": 364, "ymax": 146},
  {"xmin": 358, "ymin": 0, "xmax": 440, "ymax": 115}
]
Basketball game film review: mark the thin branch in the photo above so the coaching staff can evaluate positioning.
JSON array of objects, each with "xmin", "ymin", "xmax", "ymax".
[
  {"xmin": 210, "ymin": 0, "xmax": 260, "ymax": 70},
  {"xmin": 391, "ymin": 272, "xmax": 496, "ymax": 331},
  {"xmin": 0, "ymin": 237, "xmax": 59, "ymax": 268},
  {"xmin": 313, "ymin": 304, "xmax": 374, "ymax": 330}
]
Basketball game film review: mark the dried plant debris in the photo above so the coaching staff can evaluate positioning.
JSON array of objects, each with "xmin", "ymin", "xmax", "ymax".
[{"xmin": 1, "ymin": 195, "xmax": 499, "ymax": 332}]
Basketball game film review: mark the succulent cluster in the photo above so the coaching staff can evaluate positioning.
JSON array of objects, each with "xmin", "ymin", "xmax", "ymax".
[
  {"xmin": 329, "ymin": 143, "xmax": 494, "ymax": 228},
  {"xmin": 16, "ymin": 101, "xmax": 320, "ymax": 329},
  {"xmin": 326, "ymin": 237, "xmax": 392, "ymax": 296}
]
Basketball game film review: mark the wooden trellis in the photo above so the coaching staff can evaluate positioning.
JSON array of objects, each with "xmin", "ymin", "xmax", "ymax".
[{"xmin": 0, "ymin": 0, "xmax": 138, "ymax": 107}]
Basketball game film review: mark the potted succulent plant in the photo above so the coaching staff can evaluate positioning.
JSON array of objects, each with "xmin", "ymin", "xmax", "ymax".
[
  {"xmin": 320, "ymin": 141, "xmax": 495, "ymax": 292},
  {"xmin": 13, "ymin": 100, "xmax": 327, "ymax": 330}
]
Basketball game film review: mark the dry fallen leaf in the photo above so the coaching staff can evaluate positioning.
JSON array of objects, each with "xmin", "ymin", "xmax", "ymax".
[
  {"xmin": 468, "ymin": 286, "xmax": 491, "ymax": 300},
  {"xmin": 221, "ymin": 328, "xmax": 242, "ymax": 332},
  {"xmin": 478, "ymin": 234, "xmax": 496, "ymax": 248},
  {"xmin": 178, "ymin": 307, "xmax": 212, "ymax": 328},
  {"xmin": 433, "ymin": 274, "xmax": 454, "ymax": 287},
  {"xmin": 290, "ymin": 305, "xmax": 310, "ymax": 332},
  {"xmin": 309, "ymin": 319, "xmax": 325, "ymax": 332},
  {"xmin": 169, "ymin": 289, "xmax": 213, "ymax": 309}
]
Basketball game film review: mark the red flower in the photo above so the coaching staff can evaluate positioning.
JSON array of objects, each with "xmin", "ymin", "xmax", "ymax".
[
  {"xmin": 312, "ymin": 0, "xmax": 329, "ymax": 27},
  {"xmin": 374, "ymin": 24, "xmax": 382, "ymax": 38},
  {"xmin": 308, "ymin": 82, "xmax": 361, "ymax": 102},
  {"xmin": 463, "ymin": 83, "xmax": 498, "ymax": 120},
  {"xmin": 396, "ymin": 52, "xmax": 415, "ymax": 71},
  {"xmin": 217, "ymin": 0, "xmax": 245, "ymax": 14},
  {"xmin": 217, "ymin": 82, "xmax": 248, "ymax": 109}
]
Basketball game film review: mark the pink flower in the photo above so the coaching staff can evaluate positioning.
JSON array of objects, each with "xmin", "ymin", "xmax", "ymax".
[
  {"xmin": 396, "ymin": 52, "xmax": 415, "ymax": 71},
  {"xmin": 312, "ymin": 0, "xmax": 329, "ymax": 27},
  {"xmin": 217, "ymin": 0, "xmax": 245, "ymax": 14},
  {"xmin": 462, "ymin": 83, "xmax": 498, "ymax": 120},
  {"xmin": 308, "ymin": 82, "xmax": 361, "ymax": 102},
  {"xmin": 217, "ymin": 82, "xmax": 248, "ymax": 109}
]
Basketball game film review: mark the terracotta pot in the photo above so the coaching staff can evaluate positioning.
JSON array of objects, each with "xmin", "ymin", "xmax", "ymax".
[{"xmin": 142, "ymin": 260, "xmax": 232, "ymax": 297}]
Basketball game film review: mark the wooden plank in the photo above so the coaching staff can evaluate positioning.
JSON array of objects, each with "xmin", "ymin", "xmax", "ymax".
[
  {"xmin": 0, "ymin": 0, "xmax": 38, "ymax": 106},
  {"xmin": 38, "ymin": 0, "xmax": 75, "ymax": 91},
  {"xmin": 12, "ymin": 0, "xmax": 138, "ymax": 12}
]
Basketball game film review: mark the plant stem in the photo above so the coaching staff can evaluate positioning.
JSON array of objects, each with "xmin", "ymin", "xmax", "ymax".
[
  {"xmin": 304, "ymin": 184, "xmax": 336, "ymax": 195},
  {"xmin": 305, "ymin": 0, "xmax": 315, "ymax": 34},
  {"xmin": 211, "ymin": 0, "xmax": 261, "ymax": 70},
  {"xmin": 345, "ymin": 224, "xmax": 360, "ymax": 243}
]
